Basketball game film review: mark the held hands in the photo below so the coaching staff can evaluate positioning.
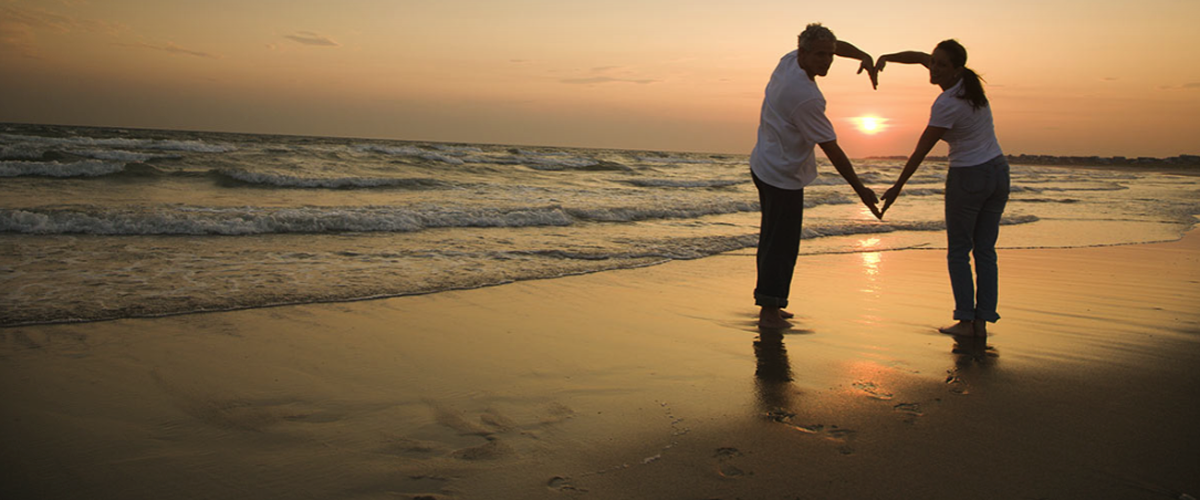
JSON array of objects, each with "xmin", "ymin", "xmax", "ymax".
[
  {"xmin": 856, "ymin": 185, "xmax": 882, "ymax": 219},
  {"xmin": 879, "ymin": 184, "xmax": 902, "ymax": 218}
]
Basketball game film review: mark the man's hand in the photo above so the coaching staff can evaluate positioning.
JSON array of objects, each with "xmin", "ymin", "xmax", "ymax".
[
  {"xmin": 857, "ymin": 56, "xmax": 878, "ymax": 90},
  {"xmin": 857, "ymin": 186, "xmax": 882, "ymax": 219}
]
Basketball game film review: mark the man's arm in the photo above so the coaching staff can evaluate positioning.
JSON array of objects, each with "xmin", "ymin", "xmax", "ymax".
[
  {"xmin": 835, "ymin": 40, "xmax": 877, "ymax": 89},
  {"xmin": 875, "ymin": 51, "xmax": 932, "ymax": 73},
  {"xmin": 818, "ymin": 139, "xmax": 880, "ymax": 217}
]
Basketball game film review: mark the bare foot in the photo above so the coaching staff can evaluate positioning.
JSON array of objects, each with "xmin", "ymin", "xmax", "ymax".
[
  {"xmin": 972, "ymin": 319, "xmax": 988, "ymax": 337},
  {"xmin": 759, "ymin": 307, "xmax": 792, "ymax": 329},
  {"xmin": 780, "ymin": 309, "xmax": 795, "ymax": 319},
  {"xmin": 938, "ymin": 320, "xmax": 975, "ymax": 336}
]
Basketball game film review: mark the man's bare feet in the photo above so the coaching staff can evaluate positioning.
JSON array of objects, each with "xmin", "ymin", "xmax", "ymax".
[
  {"xmin": 780, "ymin": 309, "xmax": 795, "ymax": 319},
  {"xmin": 972, "ymin": 319, "xmax": 988, "ymax": 337},
  {"xmin": 759, "ymin": 307, "xmax": 792, "ymax": 329},
  {"xmin": 938, "ymin": 320, "xmax": 975, "ymax": 336}
]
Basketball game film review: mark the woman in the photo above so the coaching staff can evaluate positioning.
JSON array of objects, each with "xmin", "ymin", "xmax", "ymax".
[{"xmin": 876, "ymin": 40, "xmax": 1009, "ymax": 337}]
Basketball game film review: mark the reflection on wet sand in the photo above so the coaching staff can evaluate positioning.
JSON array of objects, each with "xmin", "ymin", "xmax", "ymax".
[
  {"xmin": 951, "ymin": 334, "xmax": 999, "ymax": 367},
  {"xmin": 945, "ymin": 334, "xmax": 999, "ymax": 395},
  {"xmin": 753, "ymin": 330, "xmax": 795, "ymax": 418}
]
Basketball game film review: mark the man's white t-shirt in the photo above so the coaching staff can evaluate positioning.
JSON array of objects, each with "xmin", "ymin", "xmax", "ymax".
[
  {"xmin": 750, "ymin": 50, "xmax": 837, "ymax": 190},
  {"xmin": 929, "ymin": 79, "xmax": 1004, "ymax": 168}
]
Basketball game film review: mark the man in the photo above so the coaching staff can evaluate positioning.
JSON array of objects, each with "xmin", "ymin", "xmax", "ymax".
[{"xmin": 750, "ymin": 23, "xmax": 880, "ymax": 329}]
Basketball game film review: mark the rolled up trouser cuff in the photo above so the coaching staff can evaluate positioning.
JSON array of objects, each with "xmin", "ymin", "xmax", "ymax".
[{"xmin": 755, "ymin": 293, "xmax": 788, "ymax": 308}]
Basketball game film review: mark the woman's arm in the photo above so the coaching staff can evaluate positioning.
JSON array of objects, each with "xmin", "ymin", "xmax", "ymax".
[
  {"xmin": 880, "ymin": 125, "xmax": 947, "ymax": 215},
  {"xmin": 818, "ymin": 139, "xmax": 881, "ymax": 218},
  {"xmin": 875, "ymin": 51, "xmax": 932, "ymax": 73}
]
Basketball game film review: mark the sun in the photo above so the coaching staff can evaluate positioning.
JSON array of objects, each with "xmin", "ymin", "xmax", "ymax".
[{"xmin": 854, "ymin": 116, "xmax": 887, "ymax": 135}]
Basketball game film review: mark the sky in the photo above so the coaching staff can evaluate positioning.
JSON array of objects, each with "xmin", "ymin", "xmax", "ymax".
[{"xmin": 2, "ymin": 0, "xmax": 1199, "ymax": 157}]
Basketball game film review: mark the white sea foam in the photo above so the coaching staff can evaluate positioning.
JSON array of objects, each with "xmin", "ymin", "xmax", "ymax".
[
  {"xmin": 0, "ymin": 133, "xmax": 235, "ymax": 153},
  {"xmin": 0, "ymin": 160, "xmax": 126, "ymax": 177},
  {"xmin": 0, "ymin": 205, "xmax": 578, "ymax": 235},
  {"xmin": 0, "ymin": 144, "xmax": 46, "ymax": 160}
]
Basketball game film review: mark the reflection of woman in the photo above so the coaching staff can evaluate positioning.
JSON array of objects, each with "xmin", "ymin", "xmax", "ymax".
[{"xmin": 877, "ymin": 40, "xmax": 1009, "ymax": 337}]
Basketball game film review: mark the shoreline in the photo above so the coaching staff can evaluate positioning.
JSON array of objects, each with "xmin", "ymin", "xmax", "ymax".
[
  {"xmin": 2, "ymin": 229, "xmax": 1198, "ymax": 499},
  {"xmin": 3, "ymin": 223, "xmax": 1194, "ymax": 329}
]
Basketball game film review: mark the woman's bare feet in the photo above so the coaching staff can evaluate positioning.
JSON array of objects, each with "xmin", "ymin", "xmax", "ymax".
[
  {"xmin": 972, "ymin": 319, "xmax": 988, "ymax": 337},
  {"xmin": 759, "ymin": 307, "xmax": 792, "ymax": 329},
  {"xmin": 938, "ymin": 320, "xmax": 975, "ymax": 336}
]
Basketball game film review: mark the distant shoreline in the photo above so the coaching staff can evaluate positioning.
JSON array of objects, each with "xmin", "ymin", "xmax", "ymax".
[{"xmin": 867, "ymin": 154, "xmax": 1200, "ymax": 176}]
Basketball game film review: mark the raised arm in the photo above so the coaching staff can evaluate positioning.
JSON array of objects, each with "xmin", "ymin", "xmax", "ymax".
[
  {"xmin": 819, "ymin": 139, "xmax": 881, "ymax": 218},
  {"xmin": 880, "ymin": 125, "xmax": 947, "ymax": 215},
  {"xmin": 875, "ymin": 51, "xmax": 932, "ymax": 73},
  {"xmin": 836, "ymin": 40, "xmax": 877, "ymax": 89}
]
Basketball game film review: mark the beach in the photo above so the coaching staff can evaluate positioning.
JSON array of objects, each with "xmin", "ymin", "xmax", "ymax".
[{"xmin": 3, "ymin": 227, "xmax": 1197, "ymax": 499}]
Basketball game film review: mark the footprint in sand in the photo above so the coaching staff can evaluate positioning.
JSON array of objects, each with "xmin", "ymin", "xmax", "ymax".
[
  {"xmin": 713, "ymin": 447, "xmax": 747, "ymax": 479},
  {"xmin": 449, "ymin": 437, "xmax": 513, "ymax": 460},
  {"xmin": 893, "ymin": 402, "xmax": 924, "ymax": 423},
  {"xmin": 793, "ymin": 424, "xmax": 857, "ymax": 455},
  {"xmin": 547, "ymin": 476, "xmax": 587, "ymax": 493},
  {"xmin": 852, "ymin": 380, "xmax": 894, "ymax": 400},
  {"xmin": 945, "ymin": 370, "xmax": 969, "ymax": 395}
]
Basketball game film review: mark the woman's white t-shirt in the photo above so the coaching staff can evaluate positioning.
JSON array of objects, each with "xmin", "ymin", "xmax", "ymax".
[{"xmin": 929, "ymin": 79, "xmax": 1004, "ymax": 167}]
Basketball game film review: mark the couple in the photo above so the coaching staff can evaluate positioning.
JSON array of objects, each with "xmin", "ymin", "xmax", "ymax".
[{"xmin": 751, "ymin": 23, "xmax": 1009, "ymax": 337}]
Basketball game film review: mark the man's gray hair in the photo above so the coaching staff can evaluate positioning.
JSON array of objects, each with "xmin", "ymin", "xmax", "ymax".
[{"xmin": 797, "ymin": 23, "xmax": 836, "ymax": 51}]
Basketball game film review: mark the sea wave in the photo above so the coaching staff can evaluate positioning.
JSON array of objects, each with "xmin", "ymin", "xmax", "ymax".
[
  {"xmin": 354, "ymin": 144, "xmax": 467, "ymax": 165},
  {"xmin": 0, "ymin": 160, "xmax": 126, "ymax": 177},
  {"xmin": 0, "ymin": 205, "xmax": 575, "ymax": 235},
  {"xmin": 0, "ymin": 133, "xmax": 235, "ymax": 153},
  {"xmin": 624, "ymin": 179, "xmax": 746, "ymax": 188},
  {"xmin": 214, "ymin": 168, "xmax": 453, "ymax": 189},
  {"xmin": 636, "ymin": 156, "xmax": 717, "ymax": 165}
]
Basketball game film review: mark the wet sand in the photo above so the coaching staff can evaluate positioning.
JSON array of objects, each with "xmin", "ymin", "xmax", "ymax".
[{"xmin": 2, "ymin": 230, "xmax": 1198, "ymax": 500}]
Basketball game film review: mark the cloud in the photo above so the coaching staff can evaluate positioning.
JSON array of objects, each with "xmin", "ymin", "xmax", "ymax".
[
  {"xmin": 560, "ymin": 76, "xmax": 657, "ymax": 85},
  {"xmin": 285, "ymin": 31, "xmax": 339, "ymax": 47},
  {"xmin": 560, "ymin": 66, "xmax": 659, "ymax": 85},
  {"xmin": 0, "ymin": 5, "xmax": 125, "ymax": 57},
  {"xmin": 1156, "ymin": 82, "xmax": 1200, "ymax": 91},
  {"xmin": 116, "ymin": 40, "xmax": 219, "ymax": 58}
]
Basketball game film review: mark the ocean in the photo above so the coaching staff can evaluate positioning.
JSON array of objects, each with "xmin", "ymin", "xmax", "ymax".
[{"xmin": 2, "ymin": 123, "xmax": 1197, "ymax": 326}]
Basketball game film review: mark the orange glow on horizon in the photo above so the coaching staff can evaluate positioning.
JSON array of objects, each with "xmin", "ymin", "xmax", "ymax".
[{"xmin": 0, "ymin": 1, "xmax": 1196, "ymax": 157}]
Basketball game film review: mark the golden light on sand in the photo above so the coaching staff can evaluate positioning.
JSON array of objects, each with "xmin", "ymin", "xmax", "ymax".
[{"xmin": 853, "ymin": 116, "xmax": 886, "ymax": 135}]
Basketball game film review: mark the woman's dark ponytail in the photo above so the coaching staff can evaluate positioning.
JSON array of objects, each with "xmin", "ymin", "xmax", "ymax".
[{"xmin": 936, "ymin": 39, "xmax": 988, "ymax": 110}]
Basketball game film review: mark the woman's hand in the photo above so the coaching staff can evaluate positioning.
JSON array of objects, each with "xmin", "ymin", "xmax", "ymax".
[
  {"xmin": 880, "ymin": 184, "xmax": 903, "ymax": 216},
  {"xmin": 874, "ymin": 54, "xmax": 891, "ymax": 74}
]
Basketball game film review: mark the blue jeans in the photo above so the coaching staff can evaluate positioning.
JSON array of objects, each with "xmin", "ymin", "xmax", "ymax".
[{"xmin": 944, "ymin": 155, "xmax": 1009, "ymax": 323}]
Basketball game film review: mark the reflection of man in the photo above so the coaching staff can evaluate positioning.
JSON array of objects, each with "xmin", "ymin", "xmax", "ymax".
[{"xmin": 750, "ymin": 23, "xmax": 880, "ymax": 328}]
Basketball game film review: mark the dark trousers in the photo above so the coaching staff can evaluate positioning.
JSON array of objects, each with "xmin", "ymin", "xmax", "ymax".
[
  {"xmin": 752, "ymin": 171, "xmax": 804, "ymax": 308},
  {"xmin": 944, "ymin": 155, "xmax": 1010, "ymax": 322}
]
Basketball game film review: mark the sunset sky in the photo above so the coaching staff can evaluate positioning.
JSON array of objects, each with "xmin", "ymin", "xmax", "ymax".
[{"xmin": 2, "ymin": 0, "xmax": 1198, "ymax": 157}]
